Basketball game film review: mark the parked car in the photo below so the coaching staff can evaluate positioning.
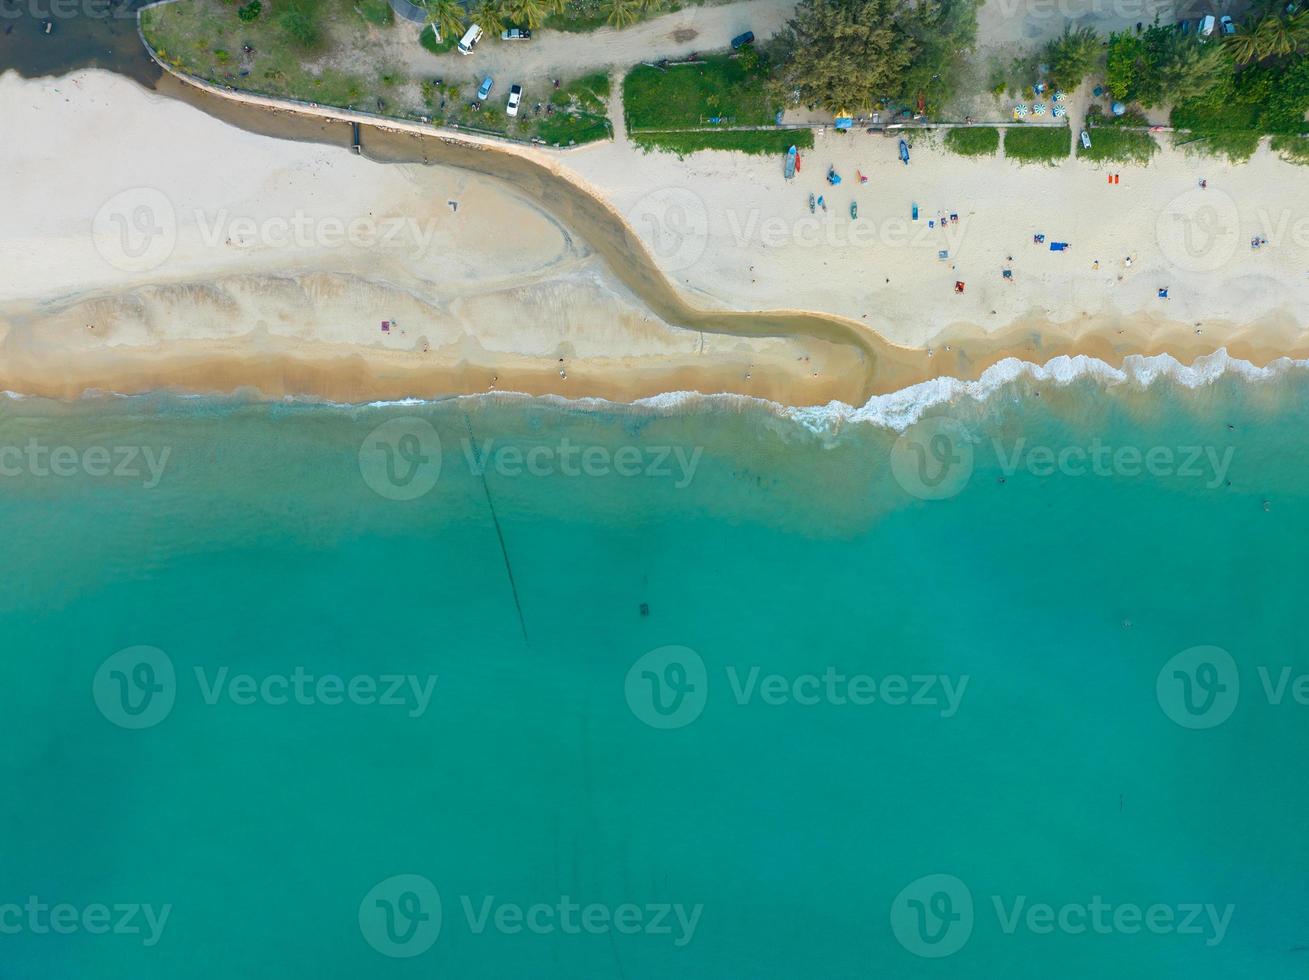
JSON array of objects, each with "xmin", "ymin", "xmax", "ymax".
[
  {"xmin": 1220, "ymin": 14, "xmax": 1236, "ymax": 34},
  {"xmin": 730, "ymin": 30, "xmax": 754, "ymax": 49},
  {"xmin": 1176, "ymin": 18, "xmax": 1191, "ymax": 34},
  {"xmin": 458, "ymin": 23, "xmax": 483, "ymax": 55},
  {"xmin": 500, "ymin": 27, "xmax": 531, "ymax": 40},
  {"xmin": 506, "ymin": 84, "xmax": 523, "ymax": 117},
  {"xmin": 1198, "ymin": 14, "xmax": 1216, "ymax": 38},
  {"xmin": 477, "ymin": 75, "xmax": 494, "ymax": 101}
]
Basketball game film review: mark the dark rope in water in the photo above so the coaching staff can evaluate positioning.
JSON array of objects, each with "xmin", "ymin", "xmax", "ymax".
[{"xmin": 461, "ymin": 412, "xmax": 530, "ymax": 649}]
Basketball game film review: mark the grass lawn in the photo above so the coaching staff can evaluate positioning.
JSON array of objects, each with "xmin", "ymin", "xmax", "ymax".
[
  {"xmin": 419, "ymin": 23, "xmax": 459, "ymax": 55},
  {"xmin": 356, "ymin": 0, "xmax": 394, "ymax": 26},
  {"xmin": 1003, "ymin": 126, "xmax": 1070, "ymax": 165},
  {"xmin": 1170, "ymin": 95, "xmax": 1303, "ymax": 163},
  {"xmin": 624, "ymin": 54, "xmax": 778, "ymax": 130},
  {"xmin": 632, "ymin": 129, "xmax": 813, "ymax": 157},
  {"xmin": 143, "ymin": 0, "xmax": 395, "ymax": 110},
  {"xmin": 142, "ymin": 0, "xmax": 612, "ymax": 146},
  {"xmin": 556, "ymin": 72, "xmax": 611, "ymax": 114},
  {"xmin": 1077, "ymin": 127, "xmax": 1158, "ymax": 164},
  {"xmin": 943, "ymin": 127, "xmax": 999, "ymax": 157}
]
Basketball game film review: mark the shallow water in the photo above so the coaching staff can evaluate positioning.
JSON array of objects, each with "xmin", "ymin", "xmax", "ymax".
[{"xmin": 2, "ymin": 368, "xmax": 1307, "ymax": 977}]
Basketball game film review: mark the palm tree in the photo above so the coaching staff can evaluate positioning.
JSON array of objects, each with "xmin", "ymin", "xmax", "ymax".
[
  {"xmin": 1288, "ymin": 10, "xmax": 1309, "ymax": 52},
  {"xmin": 604, "ymin": 0, "xmax": 639, "ymax": 27},
  {"xmin": 1254, "ymin": 13, "xmax": 1296, "ymax": 58},
  {"xmin": 472, "ymin": 0, "xmax": 506, "ymax": 31},
  {"xmin": 423, "ymin": 0, "xmax": 465, "ymax": 43},
  {"xmin": 506, "ymin": 0, "xmax": 548, "ymax": 29},
  {"xmin": 1226, "ymin": 17, "xmax": 1264, "ymax": 62}
]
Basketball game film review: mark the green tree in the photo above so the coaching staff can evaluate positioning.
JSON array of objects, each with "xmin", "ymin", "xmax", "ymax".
[
  {"xmin": 604, "ymin": 0, "xmax": 640, "ymax": 27},
  {"xmin": 1293, "ymin": 11, "xmax": 1309, "ymax": 53},
  {"xmin": 1042, "ymin": 24, "xmax": 1099, "ymax": 91},
  {"xmin": 1254, "ymin": 13, "xmax": 1296, "ymax": 58},
  {"xmin": 424, "ymin": 0, "xmax": 466, "ymax": 42},
  {"xmin": 897, "ymin": 0, "xmax": 980, "ymax": 113},
  {"xmin": 769, "ymin": 0, "xmax": 916, "ymax": 113},
  {"xmin": 1226, "ymin": 18, "xmax": 1264, "ymax": 63},
  {"xmin": 276, "ymin": 0, "xmax": 322, "ymax": 48},
  {"xmin": 473, "ymin": 0, "xmax": 507, "ymax": 30},
  {"xmin": 507, "ymin": 0, "xmax": 548, "ymax": 29},
  {"xmin": 1158, "ymin": 35, "xmax": 1231, "ymax": 102}
]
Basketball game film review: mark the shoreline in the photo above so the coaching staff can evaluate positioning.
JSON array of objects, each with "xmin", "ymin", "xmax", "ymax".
[{"xmin": 4, "ymin": 69, "xmax": 1309, "ymax": 410}]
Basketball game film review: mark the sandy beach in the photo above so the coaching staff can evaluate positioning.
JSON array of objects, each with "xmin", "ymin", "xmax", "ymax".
[{"xmin": 4, "ymin": 65, "xmax": 1309, "ymax": 407}]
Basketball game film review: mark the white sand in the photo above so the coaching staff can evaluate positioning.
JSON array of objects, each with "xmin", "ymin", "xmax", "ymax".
[
  {"xmin": 1, "ymin": 69, "xmax": 859, "ymax": 404},
  {"xmin": 5, "ymin": 62, "xmax": 1309, "ymax": 406},
  {"xmin": 568, "ymin": 121, "xmax": 1309, "ymax": 350}
]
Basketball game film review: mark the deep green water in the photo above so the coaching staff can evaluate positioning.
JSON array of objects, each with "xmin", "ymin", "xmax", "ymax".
[{"xmin": 2, "ymin": 370, "xmax": 1307, "ymax": 977}]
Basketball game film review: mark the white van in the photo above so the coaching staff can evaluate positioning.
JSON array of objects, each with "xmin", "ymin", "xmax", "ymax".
[
  {"xmin": 458, "ymin": 24, "xmax": 483, "ymax": 55},
  {"xmin": 1198, "ymin": 14, "xmax": 1216, "ymax": 38}
]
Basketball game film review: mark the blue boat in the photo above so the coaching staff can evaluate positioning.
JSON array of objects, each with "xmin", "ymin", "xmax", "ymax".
[
  {"xmin": 784, "ymin": 145, "xmax": 797, "ymax": 180},
  {"xmin": 911, "ymin": 202, "xmax": 919, "ymax": 220},
  {"xmin": 899, "ymin": 139, "xmax": 910, "ymax": 165}
]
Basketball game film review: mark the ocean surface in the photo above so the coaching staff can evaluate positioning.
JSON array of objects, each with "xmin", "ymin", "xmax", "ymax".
[{"xmin": 2, "ymin": 358, "xmax": 1308, "ymax": 978}]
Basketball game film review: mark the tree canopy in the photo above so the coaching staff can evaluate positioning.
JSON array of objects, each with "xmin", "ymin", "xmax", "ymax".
[{"xmin": 770, "ymin": 0, "xmax": 916, "ymax": 113}]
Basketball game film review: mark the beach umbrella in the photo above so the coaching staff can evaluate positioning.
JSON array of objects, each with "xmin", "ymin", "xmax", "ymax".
[
  {"xmin": 1052, "ymin": 105, "xmax": 1066, "ymax": 118},
  {"xmin": 1013, "ymin": 104, "xmax": 1029, "ymax": 117},
  {"xmin": 1111, "ymin": 102, "xmax": 1126, "ymax": 116},
  {"xmin": 1033, "ymin": 102, "xmax": 1047, "ymax": 115},
  {"xmin": 1053, "ymin": 91, "xmax": 1064, "ymax": 102}
]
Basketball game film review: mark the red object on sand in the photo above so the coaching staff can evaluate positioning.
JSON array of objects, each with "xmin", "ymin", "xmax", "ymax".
[
  {"xmin": 381, "ymin": 321, "xmax": 391, "ymax": 332},
  {"xmin": 954, "ymin": 281, "xmax": 966, "ymax": 293}
]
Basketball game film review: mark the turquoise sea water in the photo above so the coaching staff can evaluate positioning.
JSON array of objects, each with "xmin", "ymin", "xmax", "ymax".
[{"xmin": 2, "ymin": 371, "xmax": 1308, "ymax": 978}]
